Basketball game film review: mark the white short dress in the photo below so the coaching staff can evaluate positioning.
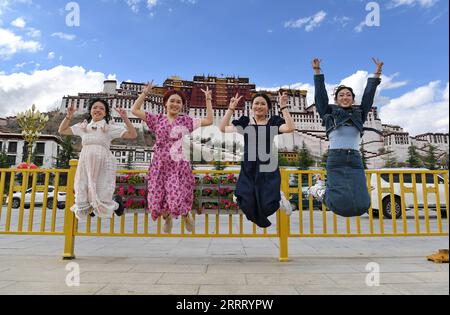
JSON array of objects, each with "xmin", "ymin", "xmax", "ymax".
[{"xmin": 70, "ymin": 119, "xmax": 127, "ymax": 220}]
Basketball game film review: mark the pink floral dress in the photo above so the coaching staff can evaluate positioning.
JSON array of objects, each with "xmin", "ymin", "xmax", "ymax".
[{"xmin": 145, "ymin": 113, "xmax": 199, "ymax": 221}]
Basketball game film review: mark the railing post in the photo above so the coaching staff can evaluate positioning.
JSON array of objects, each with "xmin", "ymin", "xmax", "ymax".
[
  {"xmin": 278, "ymin": 169, "xmax": 289, "ymax": 262},
  {"xmin": 63, "ymin": 160, "xmax": 77, "ymax": 260}
]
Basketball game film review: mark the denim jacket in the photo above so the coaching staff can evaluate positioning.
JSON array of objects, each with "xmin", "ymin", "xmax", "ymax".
[{"xmin": 314, "ymin": 74, "xmax": 381, "ymax": 138}]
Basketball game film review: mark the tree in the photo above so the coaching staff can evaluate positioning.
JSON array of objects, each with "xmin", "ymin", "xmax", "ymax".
[
  {"xmin": 360, "ymin": 143, "xmax": 368, "ymax": 170},
  {"xmin": 125, "ymin": 151, "xmax": 133, "ymax": 170},
  {"xmin": 278, "ymin": 154, "xmax": 289, "ymax": 167},
  {"xmin": 423, "ymin": 144, "xmax": 438, "ymax": 170},
  {"xmin": 55, "ymin": 137, "xmax": 77, "ymax": 169},
  {"xmin": 406, "ymin": 145, "xmax": 423, "ymax": 168},
  {"xmin": 439, "ymin": 152, "xmax": 449, "ymax": 170},
  {"xmin": 298, "ymin": 142, "xmax": 314, "ymax": 170},
  {"xmin": 383, "ymin": 151, "xmax": 398, "ymax": 168},
  {"xmin": 0, "ymin": 145, "xmax": 10, "ymax": 168}
]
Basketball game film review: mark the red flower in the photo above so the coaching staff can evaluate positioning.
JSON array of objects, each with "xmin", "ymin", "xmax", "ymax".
[
  {"xmin": 139, "ymin": 188, "xmax": 146, "ymax": 197},
  {"xmin": 124, "ymin": 199, "xmax": 133, "ymax": 208},
  {"xmin": 128, "ymin": 185, "xmax": 135, "ymax": 195},
  {"xmin": 17, "ymin": 162, "xmax": 38, "ymax": 170},
  {"xmin": 118, "ymin": 187, "xmax": 126, "ymax": 197}
]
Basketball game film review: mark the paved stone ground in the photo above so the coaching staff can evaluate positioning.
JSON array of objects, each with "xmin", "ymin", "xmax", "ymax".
[{"xmin": 0, "ymin": 235, "xmax": 448, "ymax": 295}]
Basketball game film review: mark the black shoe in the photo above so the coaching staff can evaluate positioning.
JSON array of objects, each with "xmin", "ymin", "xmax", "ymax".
[
  {"xmin": 89, "ymin": 212, "xmax": 96, "ymax": 218},
  {"xmin": 114, "ymin": 196, "xmax": 125, "ymax": 217}
]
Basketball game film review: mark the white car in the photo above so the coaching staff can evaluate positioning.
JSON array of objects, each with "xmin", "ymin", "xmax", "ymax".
[
  {"xmin": 6, "ymin": 186, "xmax": 66, "ymax": 210},
  {"xmin": 369, "ymin": 169, "xmax": 447, "ymax": 219}
]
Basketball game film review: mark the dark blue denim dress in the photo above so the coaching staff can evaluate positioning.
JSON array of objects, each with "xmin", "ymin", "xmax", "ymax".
[{"xmin": 232, "ymin": 116, "xmax": 286, "ymax": 228}]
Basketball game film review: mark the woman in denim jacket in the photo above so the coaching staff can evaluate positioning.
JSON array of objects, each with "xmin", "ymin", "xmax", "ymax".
[{"xmin": 308, "ymin": 58, "xmax": 384, "ymax": 217}]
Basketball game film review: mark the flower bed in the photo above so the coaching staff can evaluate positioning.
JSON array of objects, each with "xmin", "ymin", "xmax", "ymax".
[{"xmin": 116, "ymin": 174, "xmax": 147, "ymax": 213}]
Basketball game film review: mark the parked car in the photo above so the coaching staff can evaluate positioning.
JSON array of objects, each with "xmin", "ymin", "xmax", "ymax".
[
  {"xmin": 288, "ymin": 174, "xmax": 324, "ymax": 211},
  {"xmin": 369, "ymin": 169, "xmax": 448, "ymax": 219},
  {"xmin": 5, "ymin": 186, "xmax": 66, "ymax": 210}
]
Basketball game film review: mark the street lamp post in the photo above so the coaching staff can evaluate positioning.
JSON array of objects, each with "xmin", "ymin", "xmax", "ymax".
[{"xmin": 16, "ymin": 104, "xmax": 49, "ymax": 165}]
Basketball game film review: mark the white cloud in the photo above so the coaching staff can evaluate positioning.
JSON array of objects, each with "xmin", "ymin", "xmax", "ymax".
[
  {"xmin": 126, "ymin": 0, "xmax": 141, "ymax": 13},
  {"xmin": 0, "ymin": 27, "xmax": 42, "ymax": 59},
  {"xmin": 387, "ymin": 0, "xmax": 439, "ymax": 9},
  {"xmin": 147, "ymin": 0, "xmax": 158, "ymax": 10},
  {"xmin": 285, "ymin": 11, "xmax": 327, "ymax": 32},
  {"xmin": 379, "ymin": 81, "xmax": 449, "ymax": 135},
  {"xmin": 11, "ymin": 16, "xmax": 25, "ymax": 28},
  {"xmin": 0, "ymin": 0, "xmax": 33, "ymax": 16},
  {"xmin": 258, "ymin": 71, "xmax": 409, "ymax": 112},
  {"xmin": 51, "ymin": 32, "xmax": 76, "ymax": 41},
  {"xmin": 354, "ymin": 21, "xmax": 367, "ymax": 33},
  {"xmin": 26, "ymin": 27, "xmax": 41, "ymax": 38},
  {"xmin": 0, "ymin": 65, "xmax": 117, "ymax": 116},
  {"xmin": 47, "ymin": 51, "xmax": 55, "ymax": 59},
  {"xmin": 334, "ymin": 16, "xmax": 352, "ymax": 27}
]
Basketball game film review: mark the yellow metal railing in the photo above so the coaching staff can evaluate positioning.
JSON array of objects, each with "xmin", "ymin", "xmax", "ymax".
[
  {"xmin": 1, "ymin": 161, "xmax": 448, "ymax": 262},
  {"xmin": 282, "ymin": 169, "xmax": 449, "ymax": 238}
]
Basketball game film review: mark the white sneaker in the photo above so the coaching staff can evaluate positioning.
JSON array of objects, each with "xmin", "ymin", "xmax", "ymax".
[
  {"xmin": 233, "ymin": 195, "xmax": 238, "ymax": 204},
  {"xmin": 307, "ymin": 175, "xmax": 326, "ymax": 203},
  {"xmin": 279, "ymin": 192, "xmax": 293, "ymax": 216}
]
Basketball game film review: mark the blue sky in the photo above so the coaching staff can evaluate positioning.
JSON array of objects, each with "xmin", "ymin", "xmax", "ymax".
[{"xmin": 0, "ymin": 0, "xmax": 449, "ymax": 135}]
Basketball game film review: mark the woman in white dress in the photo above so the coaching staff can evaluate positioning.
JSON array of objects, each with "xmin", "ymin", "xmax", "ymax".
[{"xmin": 59, "ymin": 99, "xmax": 137, "ymax": 220}]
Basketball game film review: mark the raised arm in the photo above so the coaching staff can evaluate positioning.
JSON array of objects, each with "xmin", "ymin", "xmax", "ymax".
[
  {"xmin": 278, "ymin": 92, "xmax": 296, "ymax": 133},
  {"xmin": 114, "ymin": 107, "xmax": 138, "ymax": 140},
  {"xmin": 196, "ymin": 87, "xmax": 214, "ymax": 129},
  {"xmin": 219, "ymin": 93, "xmax": 243, "ymax": 133},
  {"xmin": 131, "ymin": 81, "xmax": 153, "ymax": 121},
  {"xmin": 58, "ymin": 104, "xmax": 77, "ymax": 136},
  {"xmin": 312, "ymin": 58, "xmax": 331, "ymax": 119},
  {"xmin": 361, "ymin": 58, "xmax": 383, "ymax": 121}
]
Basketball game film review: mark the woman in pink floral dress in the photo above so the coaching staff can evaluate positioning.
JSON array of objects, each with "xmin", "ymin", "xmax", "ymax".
[{"xmin": 132, "ymin": 82, "xmax": 213, "ymax": 233}]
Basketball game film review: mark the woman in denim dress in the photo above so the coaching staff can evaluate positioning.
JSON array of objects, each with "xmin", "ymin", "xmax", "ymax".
[{"xmin": 308, "ymin": 58, "xmax": 384, "ymax": 217}]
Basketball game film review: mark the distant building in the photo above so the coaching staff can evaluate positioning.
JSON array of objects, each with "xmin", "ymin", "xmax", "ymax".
[
  {"xmin": 0, "ymin": 133, "xmax": 59, "ymax": 168},
  {"xmin": 60, "ymin": 77, "xmax": 449, "ymax": 169}
]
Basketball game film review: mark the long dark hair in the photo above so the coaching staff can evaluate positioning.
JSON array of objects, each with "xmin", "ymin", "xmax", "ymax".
[{"xmin": 86, "ymin": 98, "xmax": 112, "ymax": 123}]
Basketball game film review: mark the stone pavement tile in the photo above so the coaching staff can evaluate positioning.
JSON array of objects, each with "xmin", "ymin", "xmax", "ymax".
[
  {"xmin": 422, "ymin": 263, "xmax": 450, "ymax": 272},
  {"xmin": 245, "ymin": 273, "xmax": 335, "ymax": 286},
  {"xmin": 68, "ymin": 263, "xmax": 135, "ymax": 273},
  {"xmin": 0, "ymin": 281, "xmax": 15, "ymax": 290},
  {"xmin": 326, "ymin": 273, "xmax": 423, "ymax": 285},
  {"xmin": 80, "ymin": 272, "xmax": 163, "ymax": 285},
  {"xmin": 371, "ymin": 257, "xmax": 439, "ymax": 265},
  {"xmin": 158, "ymin": 273, "xmax": 247, "ymax": 285},
  {"xmin": 111, "ymin": 257, "xmax": 179, "ymax": 265},
  {"xmin": 303, "ymin": 257, "xmax": 374, "ymax": 265},
  {"xmin": 0, "ymin": 281, "xmax": 106, "ymax": 295},
  {"xmin": 207, "ymin": 264, "xmax": 288, "ymax": 274},
  {"xmin": 407, "ymin": 272, "xmax": 450, "ymax": 283},
  {"xmin": 0, "ymin": 267, "xmax": 72, "ymax": 282},
  {"xmin": 198, "ymin": 285, "xmax": 299, "ymax": 295},
  {"xmin": 388, "ymin": 283, "xmax": 449, "ymax": 295},
  {"xmin": 131, "ymin": 264, "xmax": 207, "ymax": 273},
  {"xmin": 349, "ymin": 263, "xmax": 435, "ymax": 273},
  {"xmin": 295, "ymin": 284, "xmax": 403, "ymax": 295},
  {"xmin": 95, "ymin": 284, "xmax": 199, "ymax": 295}
]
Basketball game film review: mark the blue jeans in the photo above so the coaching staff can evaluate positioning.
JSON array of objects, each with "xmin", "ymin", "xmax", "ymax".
[{"xmin": 324, "ymin": 149, "xmax": 371, "ymax": 217}]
